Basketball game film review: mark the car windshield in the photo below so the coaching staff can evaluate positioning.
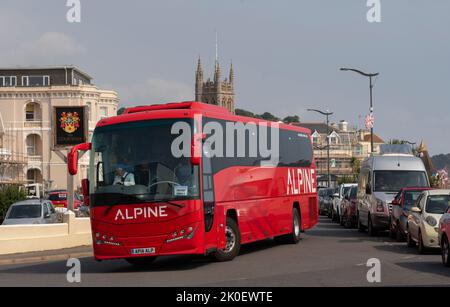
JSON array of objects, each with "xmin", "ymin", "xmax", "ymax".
[
  {"xmin": 48, "ymin": 192, "xmax": 67, "ymax": 201},
  {"xmin": 8, "ymin": 205, "xmax": 41, "ymax": 219},
  {"xmin": 426, "ymin": 195, "xmax": 450, "ymax": 214},
  {"xmin": 342, "ymin": 187, "xmax": 352, "ymax": 196},
  {"xmin": 90, "ymin": 119, "xmax": 200, "ymax": 206},
  {"xmin": 403, "ymin": 191, "xmax": 424, "ymax": 211},
  {"xmin": 350, "ymin": 187, "xmax": 357, "ymax": 199},
  {"xmin": 374, "ymin": 171, "xmax": 428, "ymax": 192}
]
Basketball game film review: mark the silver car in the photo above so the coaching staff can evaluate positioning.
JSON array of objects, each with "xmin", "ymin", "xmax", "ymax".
[{"xmin": 2, "ymin": 199, "xmax": 58, "ymax": 225}]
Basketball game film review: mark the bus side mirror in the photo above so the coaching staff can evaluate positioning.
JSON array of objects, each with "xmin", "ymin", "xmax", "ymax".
[
  {"xmin": 68, "ymin": 143, "xmax": 92, "ymax": 175},
  {"xmin": 191, "ymin": 133, "xmax": 206, "ymax": 165}
]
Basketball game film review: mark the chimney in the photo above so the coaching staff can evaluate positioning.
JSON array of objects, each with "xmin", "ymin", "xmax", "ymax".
[{"xmin": 339, "ymin": 120, "xmax": 348, "ymax": 132}]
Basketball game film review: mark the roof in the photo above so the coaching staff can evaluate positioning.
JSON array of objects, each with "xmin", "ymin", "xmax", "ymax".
[
  {"xmin": 294, "ymin": 122, "xmax": 331, "ymax": 134},
  {"xmin": 424, "ymin": 189, "xmax": 450, "ymax": 196},
  {"xmin": 0, "ymin": 65, "xmax": 93, "ymax": 80},
  {"xmin": 11, "ymin": 199, "xmax": 45, "ymax": 206},
  {"xmin": 362, "ymin": 134, "xmax": 384, "ymax": 144},
  {"xmin": 365, "ymin": 155, "xmax": 427, "ymax": 172}
]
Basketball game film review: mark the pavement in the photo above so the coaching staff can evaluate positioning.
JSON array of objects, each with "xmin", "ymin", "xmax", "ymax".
[{"xmin": 0, "ymin": 216, "xmax": 449, "ymax": 287}]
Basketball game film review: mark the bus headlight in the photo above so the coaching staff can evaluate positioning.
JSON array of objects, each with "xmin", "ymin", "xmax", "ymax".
[{"xmin": 166, "ymin": 223, "xmax": 198, "ymax": 243}]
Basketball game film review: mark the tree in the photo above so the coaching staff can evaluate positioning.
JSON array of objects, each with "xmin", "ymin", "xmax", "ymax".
[
  {"xmin": 260, "ymin": 112, "xmax": 280, "ymax": 122},
  {"xmin": 0, "ymin": 185, "xmax": 27, "ymax": 220},
  {"xmin": 283, "ymin": 115, "xmax": 300, "ymax": 124}
]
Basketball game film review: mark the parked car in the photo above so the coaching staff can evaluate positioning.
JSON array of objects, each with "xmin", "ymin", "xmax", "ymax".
[
  {"xmin": 438, "ymin": 203, "xmax": 450, "ymax": 267},
  {"xmin": 47, "ymin": 190, "xmax": 83, "ymax": 211},
  {"xmin": 332, "ymin": 183, "xmax": 357, "ymax": 223},
  {"xmin": 389, "ymin": 187, "xmax": 432, "ymax": 241},
  {"xmin": 407, "ymin": 189, "xmax": 450, "ymax": 254},
  {"xmin": 318, "ymin": 188, "xmax": 335, "ymax": 216},
  {"xmin": 340, "ymin": 186, "xmax": 358, "ymax": 228},
  {"xmin": 2, "ymin": 199, "xmax": 58, "ymax": 225},
  {"xmin": 357, "ymin": 145, "xmax": 429, "ymax": 236}
]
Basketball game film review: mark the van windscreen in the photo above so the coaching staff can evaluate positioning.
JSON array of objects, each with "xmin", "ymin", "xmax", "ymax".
[{"xmin": 374, "ymin": 171, "xmax": 428, "ymax": 192}]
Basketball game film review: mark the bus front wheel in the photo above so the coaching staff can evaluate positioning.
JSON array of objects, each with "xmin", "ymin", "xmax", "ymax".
[{"xmin": 213, "ymin": 217, "xmax": 241, "ymax": 262}]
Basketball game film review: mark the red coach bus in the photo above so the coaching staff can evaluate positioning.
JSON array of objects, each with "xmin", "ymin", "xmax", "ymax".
[{"xmin": 68, "ymin": 101, "xmax": 318, "ymax": 265}]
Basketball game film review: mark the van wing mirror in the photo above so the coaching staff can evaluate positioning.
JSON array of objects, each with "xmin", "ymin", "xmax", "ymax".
[
  {"xmin": 68, "ymin": 143, "xmax": 92, "ymax": 175},
  {"xmin": 411, "ymin": 207, "xmax": 422, "ymax": 213}
]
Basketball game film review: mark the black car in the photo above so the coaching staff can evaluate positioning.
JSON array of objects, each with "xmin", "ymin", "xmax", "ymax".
[{"xmin": 319, "ymin": 188, "xmax": 335, "ymax": 216}]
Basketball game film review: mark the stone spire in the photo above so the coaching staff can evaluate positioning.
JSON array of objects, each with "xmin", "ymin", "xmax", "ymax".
[
  {"xmin": 229, "ymin": 61, "xmax": 234, "ymax": 84},
  {"xmin": 195, "ymin": 56, "xmax": 203, "ymax": 101}
]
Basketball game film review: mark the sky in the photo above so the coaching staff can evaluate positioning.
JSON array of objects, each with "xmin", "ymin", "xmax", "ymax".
[{"xmin": 0, "ymin": 0, "xmax": 449, "ymax": 155}]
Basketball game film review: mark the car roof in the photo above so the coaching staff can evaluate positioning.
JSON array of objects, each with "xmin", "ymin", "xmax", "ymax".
[
  {"xmin": 401, "ymin": 187, "xmax": 433, "ymax": 192},
  {"xmin": 11, "ymin": 199, "xmax": 47, "ymax": 206},
  {"xmin": 48, "ymin": 190, "xmax": 67, "ymax": 193},
  {"xmin": 423, "ymin": 189, "xmax": 450, "ymax": 196}
]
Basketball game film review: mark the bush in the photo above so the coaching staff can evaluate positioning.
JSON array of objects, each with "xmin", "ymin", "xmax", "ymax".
[{"xmin": 0, "ymin": 185, "xmax": 27, "ymax": 220}]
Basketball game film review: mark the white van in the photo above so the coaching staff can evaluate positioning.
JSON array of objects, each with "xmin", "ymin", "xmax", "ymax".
[{"xmin": 357, "ymin": 145, "xmax": 430, "ymax": 236}]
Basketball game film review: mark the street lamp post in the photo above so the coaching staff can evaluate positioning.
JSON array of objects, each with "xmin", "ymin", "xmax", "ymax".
[
  {"xmin": 340, "ymin": 68, "xmax": 379, "ymax": 153},
  {"xmin": 308, "ymin": 109, "xmax": 333, "ymax": 187}
]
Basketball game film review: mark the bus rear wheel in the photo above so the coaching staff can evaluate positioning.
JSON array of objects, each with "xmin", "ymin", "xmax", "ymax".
[
  {"xmin": 126, "ymin": 256, "xmax": 157, "ymax": 266},
  {"xmin": 275, "ymin": 208, "xmax": 301, "ymax": 244},
  {"xmin": 213, "ymin": 217, "xmax": 241, "ymax": 262}
]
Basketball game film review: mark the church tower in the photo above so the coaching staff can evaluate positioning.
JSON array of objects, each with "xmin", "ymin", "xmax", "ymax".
[{"xmin": 194, "ymin": 57, "xmax": 235, "ymax": 113}]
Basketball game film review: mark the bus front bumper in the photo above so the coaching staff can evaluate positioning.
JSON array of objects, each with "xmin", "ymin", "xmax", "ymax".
[{"xmin": 92, "ymin": 221, "xmax": 205, "ymax": 261}]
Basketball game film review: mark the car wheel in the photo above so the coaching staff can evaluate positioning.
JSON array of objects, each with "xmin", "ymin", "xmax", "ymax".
[
  {"xmin": 417, "ymin": 230, "xmax": 426, "ymax": 254},
  {"xmin": 126, "ymin": 256, "xmax": 157, "ymax": 266},
  {"xmin": 275, "ymin": 208, "xmax": 302, "ymax": 244},
  {"xmin": 407, "ymin": 230, "xmax": 416, "ymax": 248},
  {"xmin": 442, "ymin": 236, "xmax": 450, "ymax": 267},
  {"xmin": 213, "ymin": 217, "xmax": 241, "ymax": 262},
  {"xmin": 368, "ymin": 215, "xmax": 377, "ymax": 237},
  {"xmin": 395, "ymin": 222, "xmax": 404, "ymax": 242},
  {"xmin": 357, "ymin": 213, "xmax": 365, "ymax": 232}
]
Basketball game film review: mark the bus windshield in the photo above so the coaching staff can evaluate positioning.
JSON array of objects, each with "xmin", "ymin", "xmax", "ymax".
[
  {"xmin": 90, "ymin": 119, "xmax": 200, "ymax": 206},
  {"xmin": 374, "ymin": 170, "xmax": 428, "ymax": 193}
]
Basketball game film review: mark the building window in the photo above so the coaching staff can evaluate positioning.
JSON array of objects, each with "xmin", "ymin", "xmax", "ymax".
[
  {"xmin": 22, "ymin": 76, "xmax": 50, "ymax": 87},
  {"xmin": 25, "ymin": 103, "xmax": 35, "ymax": 121},
  {"xmin": 99, "ymin": 106, "xmax": 108, "ymax": 119},
  {"xmin": 0, "ymin": 76, "xmax": 17, "ymax": 87},
  {"xmin": 26, "ymin": 134, "xmax": 38, "ymax": 156}
]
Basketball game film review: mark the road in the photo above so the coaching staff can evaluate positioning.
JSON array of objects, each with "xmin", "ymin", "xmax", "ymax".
[{"xmin": 0, "ymin": 217, "xmax": 449, "ymax": 287}]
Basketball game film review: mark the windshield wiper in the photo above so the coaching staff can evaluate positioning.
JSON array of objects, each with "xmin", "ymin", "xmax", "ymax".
[{"xmin": 151, "ymin": 199, "xmax": 185, "ymax": 208}]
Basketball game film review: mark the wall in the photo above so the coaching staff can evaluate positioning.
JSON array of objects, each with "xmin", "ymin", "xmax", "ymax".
[{"xmin": 0, "ymin": 212, "xmax": 92, "ymax": 255}]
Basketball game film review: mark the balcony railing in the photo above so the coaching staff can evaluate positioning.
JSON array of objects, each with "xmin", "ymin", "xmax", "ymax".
[
  {"xmin": 27, "ymin": 155, "xmax": 43, "ymax": 163},
  {"xmin": 24, "ymin": 121, "xmax": 43, "ymax": 128}
]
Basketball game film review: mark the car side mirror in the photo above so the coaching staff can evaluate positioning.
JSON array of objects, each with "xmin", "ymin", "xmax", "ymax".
[
  {"xmin": 333, "ymin": 193, "xmax": 339, "ymax": 198},
  {"xmin": 44, "ymin": 213, "xmax": 51, "ymax": 219},
  {"xmin": 411, "ymin": 207, "xmax": 422, "ymax": 213}
]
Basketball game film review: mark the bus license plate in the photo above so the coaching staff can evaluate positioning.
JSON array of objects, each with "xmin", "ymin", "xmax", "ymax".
[{"xmin": 131, "ymin": 248, "xmax": 155, "ymax": 255}]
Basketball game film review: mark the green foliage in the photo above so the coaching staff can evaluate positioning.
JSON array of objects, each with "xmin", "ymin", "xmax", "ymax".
[
  {"xmin": 282, "ymin": 115, "xmax": 300, "ymax": 124},
  {"xmin": 432, "ymin": 153, "xmax": 450, "ymax": 170},
  {"xmin": 0, "ymin": 185, "xmax": 27, "ymax": 219}
]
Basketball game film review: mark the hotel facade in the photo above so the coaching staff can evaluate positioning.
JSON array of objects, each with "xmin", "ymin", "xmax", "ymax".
[{"xmin": 0, "ymin": 66, "xmax": 118, "ymax": 190}]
